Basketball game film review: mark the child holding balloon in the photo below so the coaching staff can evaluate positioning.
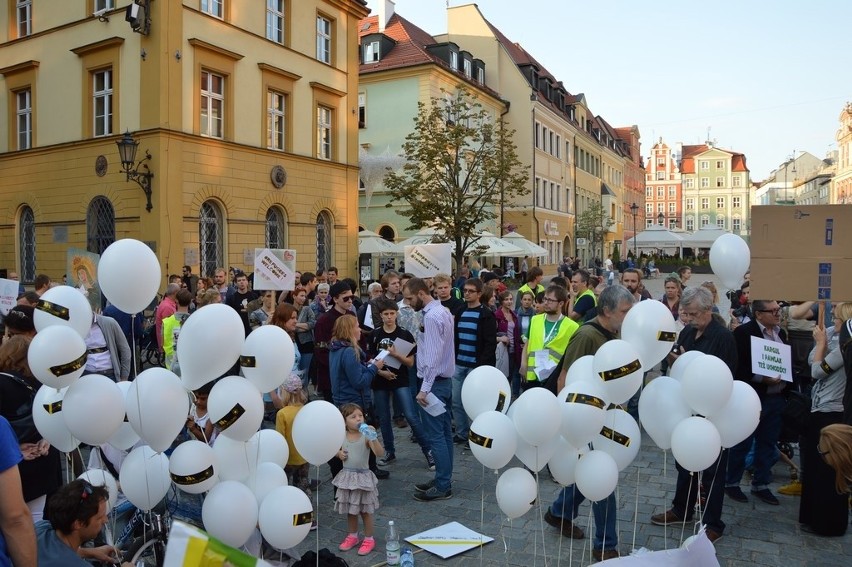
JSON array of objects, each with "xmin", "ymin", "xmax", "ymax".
[
  {"xmin": 275, "ymin": 374, "xmax": 314, "ymax": 505},
  {"xmin": 333, "ymin": 403, "xmax": 384, "ymax": 556}
]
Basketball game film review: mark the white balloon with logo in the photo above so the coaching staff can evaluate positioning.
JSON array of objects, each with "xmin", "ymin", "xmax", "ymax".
[
  {"xmin": 594, "ymin": 407, "xmax": 641, "ymax": 471},
  {"xmin": 32, "ymin": 386, "xmax": 78, "ymax": 453},
  {"xmin": 33, "ymin": 285, "xmax": 93, "ymax": 339},
  {"xmin": 557, "ymin": 379, "xmax": 608, "ymax": 448},
  {"xmin": 461, "ymin": 365, "xmax": 512, "ymax": 419},
  {"xmin": 241, "ymin": 325, "xmax": 296, "ymax": 394},
  {"xmin": 592, "ymin": 339, "xmax": 644, "ymax": 405},
  {"xmin": 169, "ymin": 440, "xmax": 219, "ymax": 494},
  {"xmin": 208, "ymin": 376, "xmax": 264, "ymax": 442},
  {"xmin": 259, "ymin": 486, "xmax": 314, "ymax": 550},
  {"xmin": 28, "ymin": 326, "xmax": 87, "ymax": 390},
  {"xmin": 468, "ymin": 411, "xmax": 517, "ymax": 470},
  {"xmin": 621, "ymin": 299, "xmax": 679, "ymax": 369}
]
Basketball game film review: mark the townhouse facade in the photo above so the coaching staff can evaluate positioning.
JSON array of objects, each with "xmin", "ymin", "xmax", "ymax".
[
  {"xmin": 644, "ymin": 139, "xmax": 681, "ymax": 230},
  {"xmin": 679, "ymin": 144, "xmax": 751, "ymax": 236},
  {"xmin": 833, "ymin": 102, "xmax": 852, "ymax": 204}
]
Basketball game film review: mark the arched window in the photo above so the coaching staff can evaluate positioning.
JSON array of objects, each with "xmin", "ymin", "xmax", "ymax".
[
  {"xmin": 86, "ymin": 196, "xmax": 115, "ymax": 255},
  {"xmin": 19, "ymin": 206, "xmax": 36, "ymax": 284},
  {"xmin": 199, "ymin": 201, "xmax": 223, "ymax": 278},
  {"xmin": 378, "ymin": 225, "xmax": 395, "ymax": 242},
  {"xmin": 316, "ymin": 211, "xmax": 332, "ymax": 272},
  {"xmin": 265, "ymin": 207, "xmax": 286, "ymax": 249}
]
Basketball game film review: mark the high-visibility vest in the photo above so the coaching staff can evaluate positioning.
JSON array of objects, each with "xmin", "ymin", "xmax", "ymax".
[{"xmin": 525, "ymin": 314, "xmax": 578, "ymax": 382}]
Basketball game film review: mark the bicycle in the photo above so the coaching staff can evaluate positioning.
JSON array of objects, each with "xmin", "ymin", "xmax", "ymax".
[{"xmin": 139, "ymin": 316, "xmax": 164, "ymax": 368}]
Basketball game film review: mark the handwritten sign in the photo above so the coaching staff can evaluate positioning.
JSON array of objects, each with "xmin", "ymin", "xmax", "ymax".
[
  {"xmin": 406, "ymin": 521, "xmax": 493, "ymax": 559},
  {"xmin": 253, "ymin": 248, "xmax": 296, "ymax": 291},
  {"xmin": 750, "ymin": 336, "xmax": 792, "ymax": 382},
  {"xmin": 0, "ymin": 278, "xmax": 18, "ymax": 315},
  {"xmin": 404, "ymin": 243, "xmax": 452, "ymax": 278}
]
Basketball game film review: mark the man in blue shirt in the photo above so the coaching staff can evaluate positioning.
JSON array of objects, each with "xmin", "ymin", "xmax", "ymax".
[{"xmin": 0, "ymin": 416, "xmax": 36, "ymax": 567}]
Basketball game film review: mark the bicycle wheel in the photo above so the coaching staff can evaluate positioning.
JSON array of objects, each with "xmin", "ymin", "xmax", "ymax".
[{"xmin": 125, "ymin": 536, "xmax": 166, "ymax": 567}]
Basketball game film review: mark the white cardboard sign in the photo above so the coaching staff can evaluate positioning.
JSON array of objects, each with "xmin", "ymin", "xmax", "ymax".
[
  {"xmin": 253, "ymin": 248, "xmax": 296, "ymax": 291},
  {"xmin": 0, "ymin": 278, "xmax": 18, "ymax": 315},
  {"xmin": 750, "ymin": 336, "xmax": 792, "ymax": 382},
  {"xmin": 404, "ymin": 243, "xmax": 452, "ymax": 278},
  {"xmin": 405, "ymin": 521, "xmax": 493, "ymax": 559}
]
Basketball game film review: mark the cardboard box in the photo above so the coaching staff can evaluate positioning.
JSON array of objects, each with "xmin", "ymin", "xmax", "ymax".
[{"xmin": 750, "ymin": 205, "xmax": 852, "ymax": 302}]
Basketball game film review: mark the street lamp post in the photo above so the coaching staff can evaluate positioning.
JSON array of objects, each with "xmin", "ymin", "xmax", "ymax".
[{"xmin": 630, "ymin": 202, "xmax": 639, "ymax": 259}]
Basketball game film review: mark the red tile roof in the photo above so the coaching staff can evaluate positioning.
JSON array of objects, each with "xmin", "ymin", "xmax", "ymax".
[{"xmin": 680, "ymin": 144, "xmax": 749, "ymax": 173}]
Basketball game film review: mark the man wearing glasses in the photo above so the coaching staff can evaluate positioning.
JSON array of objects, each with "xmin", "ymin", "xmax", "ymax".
[
  {"xmin": 651, "ymin": 287, "xmax": 736, "ymax": 544},
  {"xmin": 519, "ymin": 285, "xmax": 578, "ymax": 389},
  {"xmin": 725, "ymin": 299, "xmax": 789, "ymax": 506},
  {"xmin": 314, "ymin": 282, "xmax": 358, "ymax": 404}
]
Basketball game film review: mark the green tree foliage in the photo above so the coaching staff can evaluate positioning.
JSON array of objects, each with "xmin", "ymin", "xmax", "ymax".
[
  {"xmin": 384, "ymin": 86, "xmax": 529, "ymax": 273},
  {"xmin": 575, "ymin": 202, "xmax": 614, "ymax": 260}
]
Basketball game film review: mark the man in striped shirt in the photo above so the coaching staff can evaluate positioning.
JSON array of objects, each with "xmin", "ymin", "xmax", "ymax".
[
  {"xmin": 403, "ymin": 278, "xmax": 456, "ymax": 502},
  {"xmin": 451, "ymin": 278, "xmax": 497, "ymax": 444}
]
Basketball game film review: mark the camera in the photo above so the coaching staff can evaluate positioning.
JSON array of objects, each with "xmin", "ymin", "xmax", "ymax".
[{"xmin": 732, "ymin": 305, "xmax": 750, "ymax": 319}]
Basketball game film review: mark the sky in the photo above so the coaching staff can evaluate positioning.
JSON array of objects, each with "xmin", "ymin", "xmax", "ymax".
[{"xmin": 364, "ymin": 0, "xmax": 852, "ymax": 181}]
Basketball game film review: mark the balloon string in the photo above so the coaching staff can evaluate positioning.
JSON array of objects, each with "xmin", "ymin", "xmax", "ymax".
[
  {"xmin": 314, "ymin": 464, "xmax": 320, "ymax": 567},
  {"xmin": 566, "ymin": 484, "xmax": 575, "ymax": 567},
  {"xmin": 698, "ymin": 449, "xmax": 724, "ymax": 531},
  {"xmin": 680, "ymin": 472, "xmax": 693, "ymax": 546},
  {"xmin": 663, "ymin": 450, "xmax": 668, "ymax": 550},
  {"xmin": 533, "ymin": 450, "xmax": 545, "ymax": 567},
  {"xmin": 131, "ymin": 312, "xmax": 138, "ymax": 379},
  {"xmin": 479, "ymin": 464, "xmax": 485, "ymax": 567},
  {"xmin": 585, "ymin": 501, "xmax": 593, "ymax": 564},
  {"xmin": 631, "ymin": 463, "xmax": 639, "ymax": 554}
]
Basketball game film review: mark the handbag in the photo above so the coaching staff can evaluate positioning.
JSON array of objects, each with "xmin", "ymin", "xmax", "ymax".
[
  {"xmin": 1, "ymin": 372, "xmax": 39, "ymax": 443},
  {"xmin": 781, "ymin": 390, "xmax": 811, "ymax": 437}
]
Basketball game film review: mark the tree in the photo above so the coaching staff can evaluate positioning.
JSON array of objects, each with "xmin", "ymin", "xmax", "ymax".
[
  {"xmin": 384, "ymin": 86, "xmax": 529, "ymax": 274},
  {"xmin": 575, "ymin": 201, "xmax": 614, "ymax": 261}
]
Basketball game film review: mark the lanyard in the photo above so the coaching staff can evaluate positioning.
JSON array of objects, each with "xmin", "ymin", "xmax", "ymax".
[{"xmin": 542, "ymin": 315, "xmax": 564, "ymax": 346}]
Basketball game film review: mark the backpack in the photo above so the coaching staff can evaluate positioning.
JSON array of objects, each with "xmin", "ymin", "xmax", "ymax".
[{"xmin": 292, "ymin": 548, "xmax": 349, "ymax": 567}]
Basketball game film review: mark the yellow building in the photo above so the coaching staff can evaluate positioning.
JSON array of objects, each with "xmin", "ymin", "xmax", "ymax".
[
  {"xmin": 0, "ymin": 0, "xmax": 368, "ymax": 286},
  {"xmin": 833, "ymin": 102, "xmax": 852, "ymax": 204}
]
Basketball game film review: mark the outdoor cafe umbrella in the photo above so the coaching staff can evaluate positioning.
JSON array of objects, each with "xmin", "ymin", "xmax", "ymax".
[
  {"xmin": 358, "ymin": 229, "xmax": 401, "ymax": 255},
  {"xmin": 501, "ymin": 231, "xmax": 549, "ymax": 258},
  {"xmin": 397, "ymin": 228, "xmax": 522, "ymax": 257}
]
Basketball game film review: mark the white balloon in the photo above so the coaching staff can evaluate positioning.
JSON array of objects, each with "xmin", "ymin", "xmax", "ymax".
[
  {"xmin": 670, "ymin": 417, "xmax": 722, "ymax": 472},
  {"xmin": 515, "ymin": 431, "xmax": 559, "ymax": 472},
  {"xmin": 462, "ymin": 366, "xmax": 512, "ymax": 419},
  {"xmin": 98, "ymin": 239, "xmax": 162, "ymax": 315},
  {"xmin": 292, "ymin": 400, "xmax": 345, "ymax": 465},
  {"xmin": 547, "ymin": 437, "xmax": 582, "ymax": 486},
  {"xmin": 78, "ymin": 469, "xmax": 118, "ymax": 509},
  {"xmin": 511, "ymin": 388, "xmax": 561, "ymax": 446},
  {"xmin": 558, "ymin": 380, "xmax": 608, "ymax": 448},
  {"xmin": 680, "ymin": 355, "xmax": 733, "ymax": 417},
  {"xmin": 259, "ymin": 486, "xmax": 313, "ymax": 549},
  {"xmin": 108, "ymin": 381, "xmax": 140, "ymax": 451},
  {"xmin": 177, "ymin": 304, "xmax": 245, "ymax": 390},
  {"xmin": 33, "ymin": 386, "xmax": 79, "ymax": 453},
  {"xmin": 119, "ymin": 446, "xmax": 171, "ymax": 511},
  {"xmin": 126, "ymin": 368, "xmax": 190, "ymax": 453},
  {"xmin": 202, "ymin": 481, "xmax": 258, "ymax": 548},
  {"xmin": 575, "ymin": 450, "xmax": 619, "ymax": 502},
  {"xmin": 27, "ymin": 326, "xmax": 87, "ymax": 389},
  {"xmin": 169, "ymin": 440, "xmax": 219, "ymax": 494},
  {"xmin": 211, "ymin": 427, "xmax": 290, "ymax": 482},
  {"xmin": 709, "ymin": 233, "xmax": 750, "ymax": 290},
  {"xmin": 212, "ymin": 435, "xmax": 252, "ymax": 482},
  {"xmin": 707, "ymin": 381, "xmax": 761, "ymax": 448},
  {"xmin": 638, "ymin": 376, "xmax": 692, "ymax": 450},
  {"xmin": 669, "ymin": 351, "xmax": 705, "ymax": 382},
  {"xmin": 468, "ymin": 411, "xmax": 517, "ymax": 470},
  {"xmin": 495, "ymin": 467, "xmax": 537, "ymax": 519},
  {"xmin": 241, "ymin": 325, "xmax": 296, "ymax": 394},
  {"xmin": 208, "ymin": 376, "xmax": 264, "ymax": 442},
  {"xmin": 33, "ymin": 285, "xmax": 93, "ymax": 339},
  {"xmin": 250, "ymin": 428, "xmax": 290, "ymax": 468},
  {"xmin": 593, "ymin": 340, "xmax": 644, "ymax": 404},
  {"xmin": 621, "ymin": 299, "xmax": 680, "ymax": 369},
  {"xmin": 247, "ymin": 462, "xmax": 288, "ymax": 505},
  {"xmin": 62, "ymin": 374, "xmax": 125, "ymax": 445},
  {"xmin": 564, "ymin": 355, "xmax": 596, "ymax": 386},
  {"xmin": 594, "ymin": 408, "xmax": 641, "ymax": 471}
]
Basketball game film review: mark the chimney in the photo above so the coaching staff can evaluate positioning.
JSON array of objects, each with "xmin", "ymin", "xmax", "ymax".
[{"xmin": 377, "ymin": 0, "xmax": 395, "ymax": 33}]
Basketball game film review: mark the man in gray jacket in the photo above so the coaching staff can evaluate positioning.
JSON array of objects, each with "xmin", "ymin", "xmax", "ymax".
[{"xmin": 83, "ymin": 313, "xmax": 132, "ymax": 381}]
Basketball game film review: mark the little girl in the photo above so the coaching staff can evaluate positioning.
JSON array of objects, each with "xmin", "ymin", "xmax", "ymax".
[
  {"xmin": 333, "ymin": 403, "xmax": 385, "ymax": 556},
  {"xmin": 275, "ymin": 374, "xmax": 312, "ymax": 502}
]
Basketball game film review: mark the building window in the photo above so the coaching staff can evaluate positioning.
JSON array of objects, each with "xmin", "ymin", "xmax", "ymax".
[
  {"xmin": 716, "ymin": 197, "xmax": 725, "ymax": 209},
  {"xmin": 684, "ymin": 178, "xmax": 694, "ymax": 188},
  {"xmin": 16, "ymin": 0, "xmax": 31, "ymax": 37},
  {"xmin": 700, "ymin": 215, "xmax": 710, "ymax": 227},
  {"xmin": 265, "ymin": 207, "xmax": 286, "ymax": 248},
  {"xmin": 565, "ymin": 141, "xmax": 570, "ymax": 162},
  {"xmin": 686, "ymin": 198, "xmax": 694, "ymax": 209},
  {"xmin": 732, "ymin": 217, "xmax": 741, "ymax": 232},
  {"xmin": 668, "ymin": 202, "xmax": 676, "ymax": 213},
  {"xmin": 316, "ymin": 106, "xmax": 332, "ymax": 160},
  {"xmin": 716, "ymin": 216, "xmax": 726, "ymax": 229},
  {"xmin": 542, "ymin": 127, "xmax": 548, "ymax": 152},
  {"xmin": 92, "ymin": 69, "xmax": 113, "ymax": 137},
  {"xmin": 668, "ymin": 186, "xmax": 676, "ymax": 197},
  {"xmin": 200, "ymin": 70, "xmax": 224, "ymax": 139},
  {"xmin": 657, "ymin": 157, "xmax": 665, "ymax": 166},
  {"xmin": 700, "ymin": 160, "xmax": 709, "ymax": 170},
  {"xmin": 15, "ymin": 89, "xmax": 31, "ymax": 150},
  {"xmin": 656, "ymin": 171, "xmax": 665, "ymax": 180},
  {"xmin": 450, "ymin": 51, "xmax": 458, "ymax": 70},
  {"xmin": 700, "ymin": 177, "xmax": 709, "ymax": 188},
  {"xmin": 364, "ymin": 40, "xmax": 379, "ymax": 63},
  {"xmin": 716, "ymin": 160, "xmax": 724, "ymax": 169},
  {"xmin": 732, "ymin": 196, "xmax": 741, "ymax": 208},
  {"xmin": 463, "ymin": 58, "xmax": 472, "ymax": 78},
  {"xmin": 358, "ymin": 93, "xmax": 366, "ymax": 128},
  {"xmin": 716, "ymin": 176, "xmax": 724, "ymax": 187},
  {"xmin": 199, "ymin": 201, "xmax": 223, "ymax": 278},
  {"xmin": 668, "ymin": 219, "xmax": 677, "ymax": 230},
  {"xmin": 19, "ymin": 205, "xmax": 35, "ymax": 284},
  {"xmin": 316, "ymin": 15, "xmax": 331, "ymax": 64},
  {"xmin": 685, "ymin": 216, "xmax": 694, "ymax": 231},
  {"xmin": 201, "ymin": 0, "xmax": 223, "ymax": 19},
  {"xmin": 645, "ymin": 187, "xmax": 652, "ymax": 198},
  {"xmin": 549, "ymin": 131, "xmax": 554, "ymax": 155},
  {"xmin": 94, "ymin": 0, "xmax": 114, "ymax": 11},
  {"xmin": 657, "ymin": 202, "xmax": 665, "ymax": 213},
  {"xmin": 733, "ymin": 175, "xmax": 741, "ymax": 187},
  {"xmin": 316, "ymin": 211, "xmax": 332, "ymax": 272},
  {"xmin": 645, "ymin": 202, "xmax": 653, "ymax": 215},
  {"xmin": 701, "ymin": 198, "xmax": 709, "ymax": 209},
  {"xmin": 86, "ymin": 197, "xmax": 115, "ymax": 255},
  {"xmin": 267, "ymin": 90, "xmax": 286, "ymax": 151},
  {"xmin": 555, "ymin": 135, "xmax": 561, "ymax": 159},
  {"xmin": 266, "ymin": 0, "xmax": 285, "ymax": 44},
  {"xmin": 477, "ymin": 66, "xmax": 485, "ymax": 84},
  {"xmin": 656, "ymin": 187, "xmax": 664, "ymax": 197},
  {"xmin": 645, "ymin": 219, "xmax": 653, "ymax": 228}
]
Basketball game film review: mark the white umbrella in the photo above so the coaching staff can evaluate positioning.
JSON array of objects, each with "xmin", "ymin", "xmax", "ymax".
[
  {"xmin": 397, "ymin": 227, "xmax": 442, "ymax": 248},
  {"xmin": 358, "ymin": 230, "xmax": 400, "ymax": 255},
  {"xmin": 625, "ymin": 225, "xmax": 684, "ymax": 256},
  {"xmin": 680, "ymin": 227, "xmax": 730, "ymax": 249},
  {"xmin": 468, "ymin": 231, "xmax": 524, "ymax": 257},
  {"xmin": 501, "ymin": 232, "xmax": 548, "ymax": 258}
]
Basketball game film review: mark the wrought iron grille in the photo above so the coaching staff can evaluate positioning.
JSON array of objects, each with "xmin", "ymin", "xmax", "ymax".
[
  {"xmin": 19, "ymin": 205, "xmax": 35, "ymax": 283},
  {"xmin": 199, "ymin": 201, "xmax": 223, "ymax": 278},
  {"xmin": 86, "ymin": 196, "xmax": 115, "ymax": 255}
]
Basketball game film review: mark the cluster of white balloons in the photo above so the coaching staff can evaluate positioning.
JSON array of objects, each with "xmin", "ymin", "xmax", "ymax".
[
  {"xmin": 638, "ymin": 353, "xmax": 760, "ymax": 471},
  {"xmin": 30, "ymin": 239, "xmax": 320, "ymax": 551}
]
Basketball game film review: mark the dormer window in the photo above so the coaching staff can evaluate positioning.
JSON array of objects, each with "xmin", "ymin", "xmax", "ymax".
[
  {"xmin": 450, "ymin": 51, "xmax": 458, "ymax": 70},
  {"xmin": 477, "ymin": 66, "xmax": 485, "ymax": 84},
  {"xmin": 463, "ymin": 58, "xmax": 472, "ymax": 78},
  {"xmin": 364, "ymin": 40, "xmax": 380, "ymax": 63}
]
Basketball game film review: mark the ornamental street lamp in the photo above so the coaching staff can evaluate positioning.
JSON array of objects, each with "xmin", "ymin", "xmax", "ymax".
[
  {"xmin": 116, "ymin": 131, "xmax": 154, "ymax": 212},
  {"xmin": 630, "ymin": 202, "xmax": 639, "ymax": 259}
]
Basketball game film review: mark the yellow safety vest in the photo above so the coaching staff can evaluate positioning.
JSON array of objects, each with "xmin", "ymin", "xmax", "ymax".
[{"xmin": 525, "ymin": 314, "xmax": 578, "ymax": 382}]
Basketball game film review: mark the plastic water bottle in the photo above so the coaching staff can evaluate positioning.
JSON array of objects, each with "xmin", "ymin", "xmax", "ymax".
[
  {"xmin": 386, "ymin": 521, "xmax": 400, "ymax": 565},
  {"xmin": 400, "ymin": 546, "xmax": 415, "ymax": 567},
  {"xmin": 359, "ymin": 422, "xmax": 378, "ymax": 441}
]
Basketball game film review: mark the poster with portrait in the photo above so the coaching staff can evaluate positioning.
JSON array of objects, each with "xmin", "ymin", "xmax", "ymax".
[
  {"xmin": 253, "ymin": 248, "xmax": 296, "ymax": 291},
  {"xmin": 67, "ymin": 248, "xmax": 101, "ymax": 312}
]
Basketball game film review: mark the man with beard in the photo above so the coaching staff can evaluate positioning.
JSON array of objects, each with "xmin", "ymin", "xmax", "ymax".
[{"xmin": 620, "ymin": 268, "xmax": 652, "ymax": 302}]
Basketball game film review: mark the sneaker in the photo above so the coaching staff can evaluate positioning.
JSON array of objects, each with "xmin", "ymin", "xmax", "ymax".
[
  {"xmin": 414, "ymin": 479, "xmax": 435, "ymax": 493},
  {"xmin": 414, "ymin": 486, "xmax": 452, "ymax": 501},
  {"xmin": 751, "ymin": 488, "xmax": 780, "ymax": 505},
  {"xmin": 378, "ymin": 454, "xmax": 396, "ymax": 466},
  {"xmin": 651, "ymin": 509, "xmax": 687, "ymax": 526},
  {"xmin": 339, "ymin": 534, "xmax": 360, "ymax": 551},
  {"xmin": 724, "ymin": 486, "xmax": 749, "ymax": 503},
  {"xmin": 592, "ymin": 549, "xmax": 619, "ymax": 561},
  {"xmin": 778, "ymin": 480, "xmax": 802, "ymax": 496},
  {"xmin": 543, "ymin": 510, "xmax": 584, "ymax": 539},
  {"xmin": 425, "ymin": 451, "xmax": 436, "ymax": 471},
  {"xmin": 357, "ymin": 538, "xmax": 376, "ymax": 555}
]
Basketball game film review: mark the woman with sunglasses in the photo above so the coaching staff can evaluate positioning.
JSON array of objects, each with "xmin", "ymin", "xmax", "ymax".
[{"xmin": 799, "ymin": 302, "xmax": 852, "ymax": 536}]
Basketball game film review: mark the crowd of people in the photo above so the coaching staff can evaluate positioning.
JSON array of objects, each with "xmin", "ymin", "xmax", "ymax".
[{"xmin": 2, "ymin": 257, "xmax": 852, "ymax": 564}]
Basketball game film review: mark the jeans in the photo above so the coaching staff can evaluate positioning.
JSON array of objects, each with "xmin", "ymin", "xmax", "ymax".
[
  {"xmin": 418, "ymin": 378, "xmax": 453, "ymax": 492},
  {"xmin": 298, "ymin": 353, "xmax": 313, "ymax": 390},
  {"xmin": 551, "ymin": 485, "xmax": 617, "ymax": 551},
  {"xmin": 373, "ymin": 387, "xmax": 430, "ymax": 456},
  {"xmin": 451, "ymin": 366, "xmax": 475, "ymax": 440},
  {"xmin": 726, "ymin": 394, "xmax": 784, "ymax": 490},
  {"xmin": 672, "ymin": 449, "xmax": 728, "ymax": 535}
]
